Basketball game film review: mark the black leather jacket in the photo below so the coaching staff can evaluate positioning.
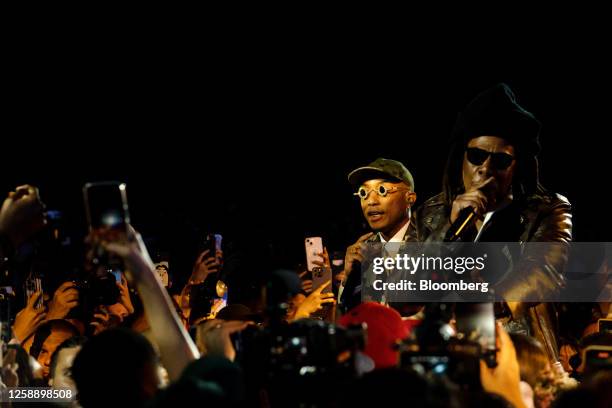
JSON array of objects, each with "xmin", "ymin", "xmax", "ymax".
[{"xmin": 410, "ymin": 191, "xmax": 573, "ymax": 361}]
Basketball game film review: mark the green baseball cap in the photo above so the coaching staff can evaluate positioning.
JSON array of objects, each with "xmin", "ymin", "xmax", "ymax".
[{"xmin": 348, "ymin": 158, "xmax": 415, "ymax": 190}]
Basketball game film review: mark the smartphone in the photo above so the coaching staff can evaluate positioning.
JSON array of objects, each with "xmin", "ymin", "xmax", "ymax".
[
  {"xmin": 582, "ymin": 345, "xmax": 612, "ymax": 373},
  {"xmin": 598, "ymin": 318, "xmax": 612, "ymax": 333},
  {"xmin": 109, "ymin": 269, "xmax": 122, "ymax": 283},
  {"xmin": 201, "ymin": 234, "xmax": 222, "ymax": 261},
  {"xmin": 312, "ymin": 265, "xmax": 332, "ymax": 294},
  {"xmin": 83, "ymin": 181, "xmax": 130, "ymax": 233},
  {"xmin": 455, "ymin": 302, "xmax": 497, "ymax": 368},
  {"xmin": 83, "ymin": 181, "xmax": 130, "ymax": 274},
  {"xmin": 305, "ymin": 237, "xmax": 331, "ymax": 294},
  {"xmin": 305, "ymin": 237, "xmax": 324, "ymax": 272},
  {"xmin": 25, "ymin": 276, "xmax": 44, "ymax": 309}
]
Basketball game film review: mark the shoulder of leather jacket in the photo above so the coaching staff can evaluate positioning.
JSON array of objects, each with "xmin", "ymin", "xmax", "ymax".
[
  {"xmin": 524, "ymin": 191, "xmax": 571, "ymax": 208},
  {"xmin": 518, "ymin": 192, "xmax": 572, "ymax": 242},
  {"xmin": 407, "ymin": 193, "xmax": 449, "ymax": 243},
  {"xmin": 415, "ymin": 193, "xmax": 446, "ymax": 227},
  {"xmin": 521, "ymin": 192, "xmax": 572, "ymax": 221},
  {"xmin": 421, "ymin": 192, "xmax": 446, "ymax": 208},
  {"xmin": 414, "ymin": 191, "xmax": 571, "ymax": 241}
]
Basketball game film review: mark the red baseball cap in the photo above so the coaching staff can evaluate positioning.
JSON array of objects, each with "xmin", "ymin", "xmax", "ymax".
[{"xmin": 339, "ymin": 302, "xmax": 409, "ymax": 369}]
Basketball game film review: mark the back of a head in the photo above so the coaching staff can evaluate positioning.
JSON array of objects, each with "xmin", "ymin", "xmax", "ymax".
[
  {"xmin": 216, "ymin": 303, "xmax": 259, "ymax": 322},
  {"xmin": 29, "ymin": 319, "xmax": 80, "ymax": 359},
  {"xmin": 553, "ymin": 371, "xmax": 612, "ymax": 408},
  {"xmin": 265, "ymin": 269, "xmax": 302, "ymax": 322},
  {"xmin": 340, "ymin": 368, "xmax": 458, "ymax": 408},
  {"xmin": 339, "ymin": 302, "xmax": 409, "ymax": 369},
  {"xmin": 466, "ymin": 391, "xmax": 516, "ymax": 408},
  {"xmin": 151, "ymin": 377, "xmax": 225, "ymax": 407},
  {"xmin": 49, "ymin": 336, "xmax": 87, "ymax": 381},
  {"xmin": 71, "ymin": 328, "xmax": 158, "ymax": 407},
  {"xmin": 510, "ymin": 332, "xmax": 549, "ymax": 388}
]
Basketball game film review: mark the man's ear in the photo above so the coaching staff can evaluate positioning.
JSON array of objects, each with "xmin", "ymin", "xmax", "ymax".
[{"xmin": 405, "ymin": 191, "xmax": 416, "ymax": 206}]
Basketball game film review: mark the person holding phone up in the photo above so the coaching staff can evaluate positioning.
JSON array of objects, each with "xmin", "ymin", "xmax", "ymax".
[{"xmin": 178, "ymin": 238, "xmax": 224, "ymax": 324}]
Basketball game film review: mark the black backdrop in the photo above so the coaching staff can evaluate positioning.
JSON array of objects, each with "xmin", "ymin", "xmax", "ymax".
[{"xmin": 2, "ymin": 54, "xmax": 609, "ymax": 296}]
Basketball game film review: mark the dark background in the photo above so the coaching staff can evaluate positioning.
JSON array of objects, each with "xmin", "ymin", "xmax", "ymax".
[{"xmin": 2, "ymin": 44, "xmax": 609, "ymax": 296}]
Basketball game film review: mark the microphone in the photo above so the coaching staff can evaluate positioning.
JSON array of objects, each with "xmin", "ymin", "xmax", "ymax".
[
  {"xmin": 445, "ymin": 177, "xmax": 497, "ymax": 242},
  {"xmin": 444, "ymin": 206, "xmax": 477, "ymax": 242}
]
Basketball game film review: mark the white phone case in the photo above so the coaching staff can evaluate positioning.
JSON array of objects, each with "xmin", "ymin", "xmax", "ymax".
[
  {"xmin": 305, "ymin": 237, "xmax": 324, "ymax": 272},
  {"xmin": 305, "ymin": 237, "xmax": 332, "ymax": 294}
]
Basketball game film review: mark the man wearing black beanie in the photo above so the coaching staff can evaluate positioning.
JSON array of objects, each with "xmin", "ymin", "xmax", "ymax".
[{"xmin": 410, "ymin": 83, "xmax": 573, "ymax": 363}]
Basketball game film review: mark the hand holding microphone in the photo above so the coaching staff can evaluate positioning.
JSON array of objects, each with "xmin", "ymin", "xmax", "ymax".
[{"xmin": 445, "ymin": 177, "xmax": 496, "ymax": 242}]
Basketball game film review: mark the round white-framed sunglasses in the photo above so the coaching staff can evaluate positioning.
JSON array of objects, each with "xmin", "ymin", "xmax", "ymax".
[{"xmin": 354, "ymin": 184, "xmax": 410, "ymax": 200}]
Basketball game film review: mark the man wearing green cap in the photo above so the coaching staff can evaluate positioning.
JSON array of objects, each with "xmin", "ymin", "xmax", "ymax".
[{"xmin": 338, "ymin": 158, "xmax": 417, "ymax": 312}]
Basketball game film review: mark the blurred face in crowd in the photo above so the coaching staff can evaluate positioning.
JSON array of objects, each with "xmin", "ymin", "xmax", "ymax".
[
  {"xmin": 107, "ymin": 303, "xmax": 130, "ymax": 322},
  {"xmin": 358, "ymin": 179, "xmax": 415, "ymax": 239},
  {"xmin": 50, "ymin": 345, "xmax": 81, "ymax": 390},
  {"xmin": 463, "ymin": 136, "xmax": 516, "ymax": 208},
  {"xmin": 155, "ymin": 264, "xmax": 169, "ymax": 287},
  {"xmin": 38, "ymin": 327, "xmax": 77, "ymax": 379}
]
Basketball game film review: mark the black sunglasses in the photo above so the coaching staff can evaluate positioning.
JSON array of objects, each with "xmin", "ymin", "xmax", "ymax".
[{"xmin": 466, "ymin": 147, "xmax": 515, "ymax": 170}]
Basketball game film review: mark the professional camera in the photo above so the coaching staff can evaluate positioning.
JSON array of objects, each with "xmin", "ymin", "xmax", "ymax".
[
  {"xmin": 399, "ymin": 303, "xmax": 497, "ymax": 392},
  {"xmin": 237, "ymin": 318, "xmax": 365, "ymax": 374},
  {"xmin": 236, "ymin": 318, "xmax": 366, "ymax": 405}
]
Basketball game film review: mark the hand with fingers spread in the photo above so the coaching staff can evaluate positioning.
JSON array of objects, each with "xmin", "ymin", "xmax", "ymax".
[
  {"xmin": 343, "ymin": 232, "xmax": 375, "ymax": 283},
  {"xmin": 293, "ymin": 280, "xmax": 335, "ymax": 320},
  {"xmin": 47, "ymin": 282, "xmax": 79, "ymax": 320},
  {"xmin": 190, "ymin": 249, "xmax": 223, "ymax": 284},
  {"xmin": 0, "ymin": 184, "xmax": 47, "ymax": 248},
  {"xmin": 12, "ymin": 291, "xmax": 46, "ymax": 342},
  {"xmin": 197, "ymin": 319, "xmax": 250, "ymax": 362}
]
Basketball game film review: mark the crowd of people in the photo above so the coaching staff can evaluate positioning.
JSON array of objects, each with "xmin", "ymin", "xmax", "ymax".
[{"xmin": 0, "ymin": 84, "xmax": 610, "ymax": 407}]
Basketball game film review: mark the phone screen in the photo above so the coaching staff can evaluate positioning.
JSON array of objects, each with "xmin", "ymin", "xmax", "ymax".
[
  {"xmin": 83, "ymin": 182, "xmax": 130, "ymax": 275},
  {"xmin": 83, "ymin": 182, "xmax": 130, "ymax": 231},
  {"xmin": 455, "ymin": 302, "xmax": 497, "ymax": 367},
  {"xmin": 201, "ymin": 234, "xmax": 222, "ymax": 260},
  {"xmin": 110, "ymin": 270, "xmax": 122, "ymax": 283},
  {"xmin": 305, "ymin": 237, "xmax": 324, "ymax": 272},
  {"xmin": 25, "ymin": 277, "xmax": 43, "ymax": 309},
  {"xmin": 598, "ymin": 318, "xmax": 612, "ymax": 333},
  {"xmin": 583, "ymin": 346, "xmax": 612, "ymax": 373}
]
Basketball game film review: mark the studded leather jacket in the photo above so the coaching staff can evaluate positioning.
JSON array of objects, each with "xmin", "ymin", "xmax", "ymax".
[{"xmin": 409, "ymin": 191, "xmax": 573, "ymax": 361}]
